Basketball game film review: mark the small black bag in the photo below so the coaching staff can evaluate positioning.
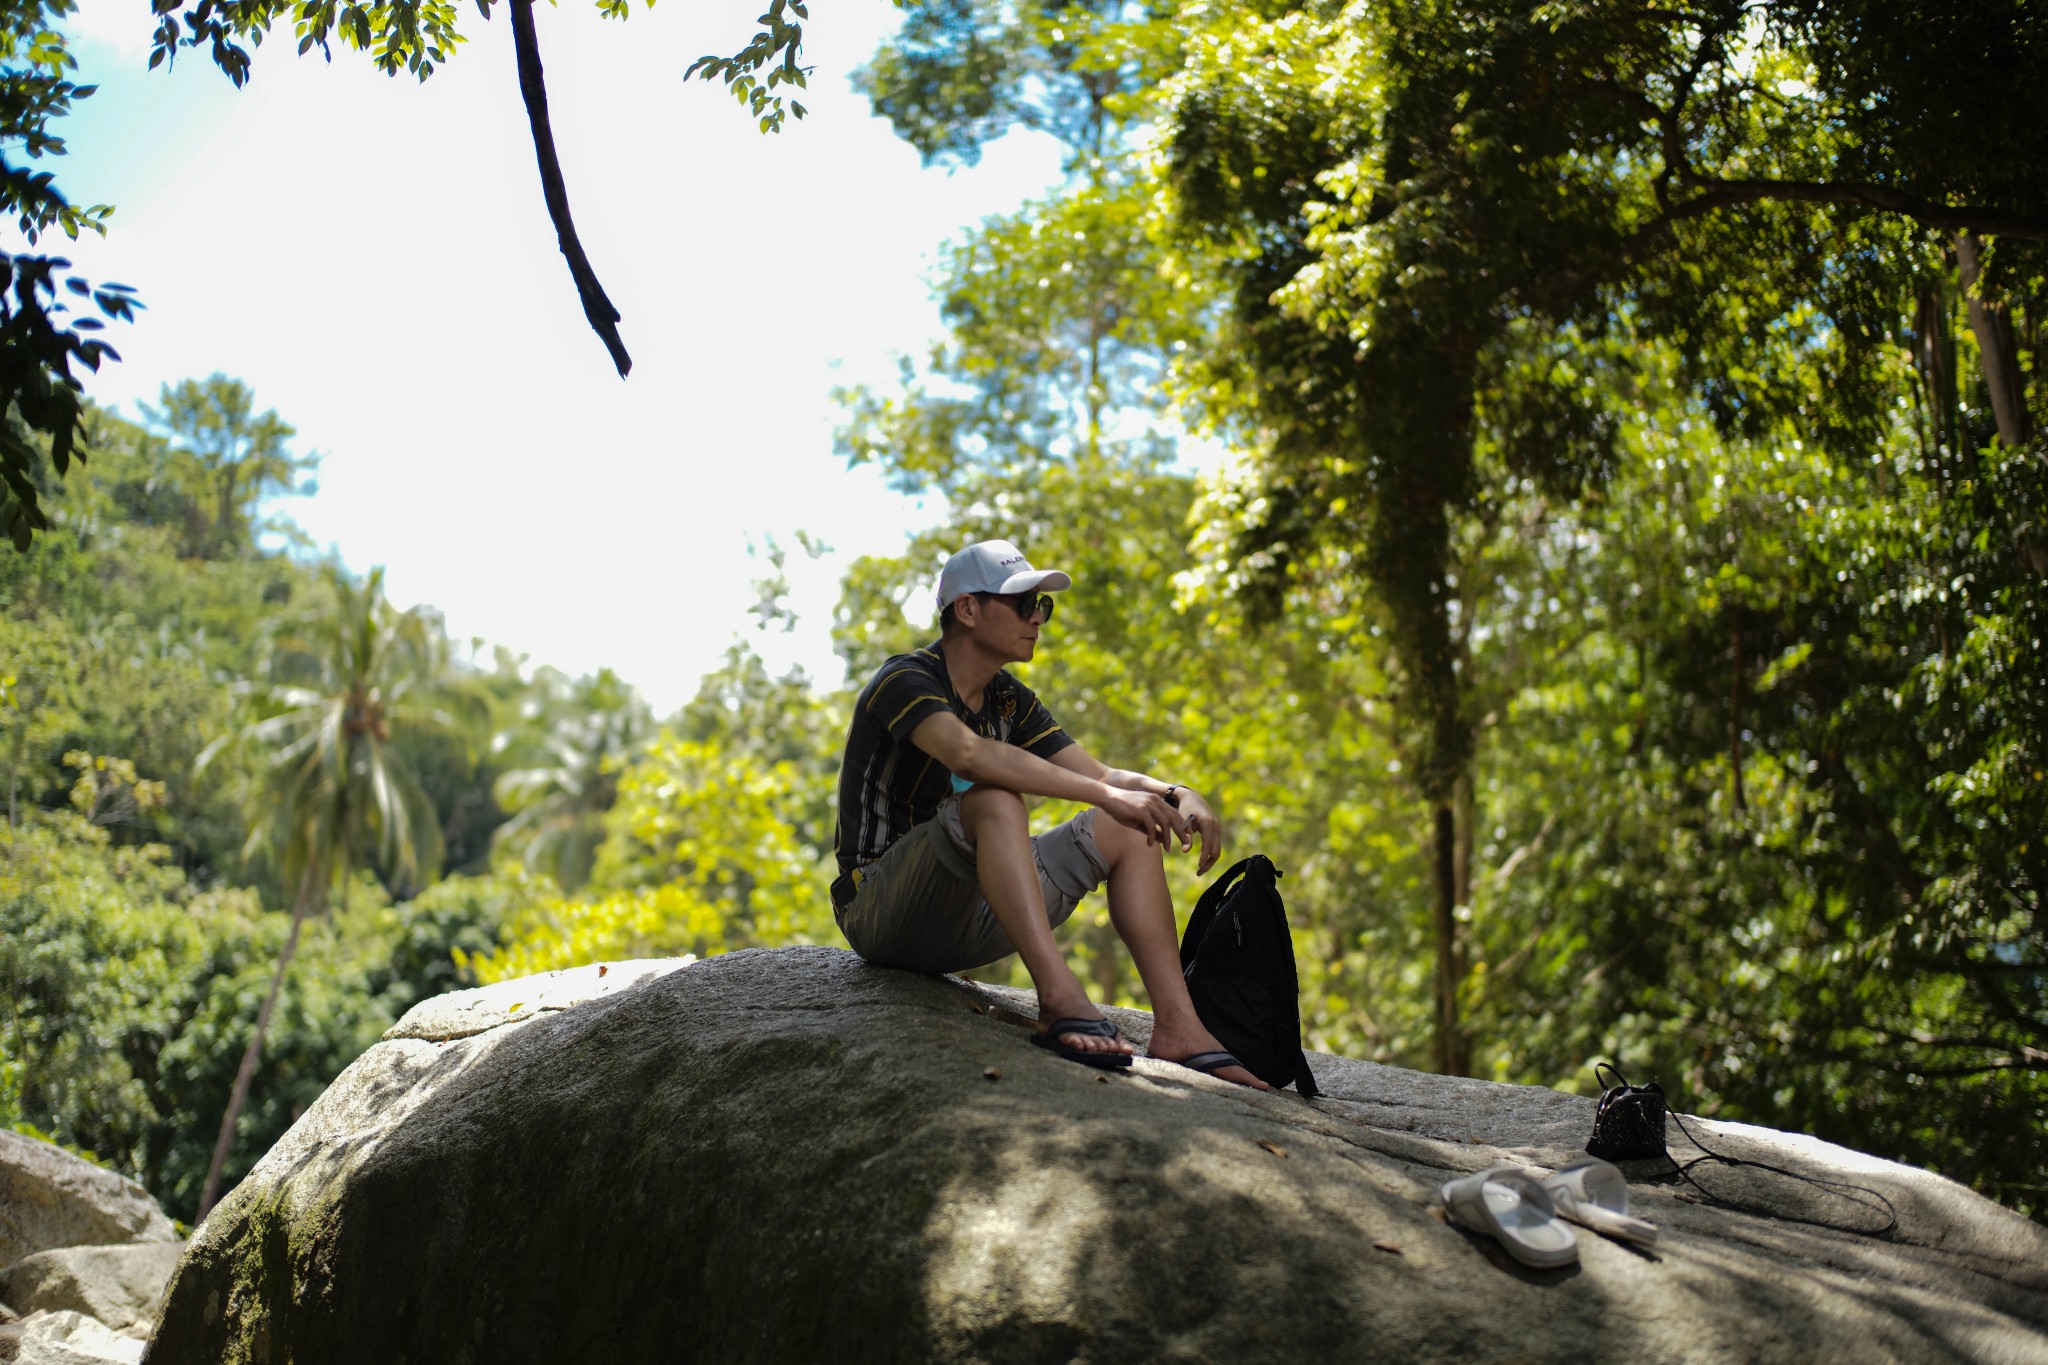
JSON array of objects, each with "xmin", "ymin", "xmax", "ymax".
[
  {"xmin": 1585, "ymin": 1061, "xmax": 1668, "ymax": 1161},
  {"xmin": 1179, "ymin": 855, "xmax": 1319, "ymax": 1096},
  {"xmin": 1585, "ymin": 1061, "xmax": 1900, "ymax": 1234}
]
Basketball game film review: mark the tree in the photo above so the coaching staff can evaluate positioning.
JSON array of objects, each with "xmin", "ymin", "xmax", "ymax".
[
  {"xmin": 1440, "ymin": 344, "xmax": 2048, "ymax": 1212},
  {"xmin": 5, "ymin": 393, "xmax": 522, "ymax": 1217},
  {"xmin": 2, "ymin": 792, "xmax": 510, "ymax": 1220},
  {"xmin": 468, "ymin": 728, "xmax": 837, "ymax": 981},
  {"xmin": 0, "ymin": 0, "xmax": 139, "ymax": 551},
  {"xmin": 142, "ymin": 375, "xmax": 314, "ymax": 559},
  {"xmin": 1149, "ymin": 0, "xmax": 2047, "ymax": 1072},
  {"xmin": 0, "ymin": 394, "xmax": 346, "ymax": 883},
  {"xmin": 193, "ymin": 566, "xmax": 457, "ymax": 1216},
  {"xmin": 490, "ymin": 667, "xmax": 650, "ymax": 893}
]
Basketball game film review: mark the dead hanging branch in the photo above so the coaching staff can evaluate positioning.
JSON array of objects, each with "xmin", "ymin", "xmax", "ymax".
[{"xmin": 509, "ymin": 0, "xmax": 632, "ymax": 378}]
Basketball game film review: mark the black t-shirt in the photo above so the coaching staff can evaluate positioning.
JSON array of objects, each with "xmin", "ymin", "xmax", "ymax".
[{"xmin": 833, "ymin": 642, "xmax": 1073, "ymax": 888}]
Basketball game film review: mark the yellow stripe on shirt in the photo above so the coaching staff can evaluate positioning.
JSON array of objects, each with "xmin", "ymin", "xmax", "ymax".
[{"xmin": 889, "ymin": 694, "xmax": 948, "ymax": 728}]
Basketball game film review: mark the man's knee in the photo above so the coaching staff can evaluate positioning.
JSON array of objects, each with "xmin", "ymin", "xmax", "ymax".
[
  {"xmin": 958, "ymin": 784, "xmax": 1028, "ymax": 837},
  {"xmin": 1090, "ymin": 810, "xmax": 1161, "ymax": 864}
]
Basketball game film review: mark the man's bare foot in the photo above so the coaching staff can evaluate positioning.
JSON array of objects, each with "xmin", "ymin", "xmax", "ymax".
[
  {"xmin": 1145, "ymin": 1021, "xmax": 1271, "ymax": 1090},
  {"xmin": 1035, "ymin": 991, "xmax": 1136, "ymax": 1058}
]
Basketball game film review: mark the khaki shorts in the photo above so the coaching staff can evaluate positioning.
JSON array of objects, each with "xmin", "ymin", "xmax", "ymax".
[{"xmin": 835, "ymin": 795, "xmax": 1110, "ymax": 974}]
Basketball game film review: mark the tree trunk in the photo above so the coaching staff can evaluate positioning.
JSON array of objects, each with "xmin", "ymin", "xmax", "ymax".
[
  {"xmin": 1915, "ymin": 278, "xmax": 1963, "ymax": 473},
  {"xmin": 1452, "ymin": 771, "xmax": 1473, "ymax": 992},
  {"xmin": 196, "ymin": 864, "xmax": 321, "ymax": 1220},
  {"xmin": 1361, "ymin": 328, "xmax": 1477, "ymax": 1079},
  {"xmin": 1957, "ymin": 233, "xmax": 2030, "ymax": 448},
  {"xmin": 1429, "ymin": 803, "xmax": 1466, "ymax": 1075},
  {"xmin": 1729, "ymin": 608, "xmax": 1746, "ymax": 812},
  {"xmin": 510, "ymin": 0, "xmax": 632, "ymax": 378},
  {"xmin": 6, "ymin": 708, "xmax": 21, "ymax": 831},
  {"xmin": 1452, "ymin": 773, "xmax": 1473, "ymax": 912},
  {"xmin": 1084, "ymin": 302, "xmax": 1106, "ymax": 462},
  {"xmin": 214, "ymin": 463, "xmax": 240, "ymax": 551},
  {"xmin": 1627, "ymin": 636, "xmax": 1649, "ymax": 757}
]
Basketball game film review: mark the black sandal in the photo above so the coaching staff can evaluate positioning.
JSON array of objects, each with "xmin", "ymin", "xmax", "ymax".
[
  {"xmin": 1030, "ymin": 1016, "xmax": 1133, "ymax": 1069},
  {"xmin": 1160, "ymin": 1049, "xmax": 1242, "ymax": 1076}
]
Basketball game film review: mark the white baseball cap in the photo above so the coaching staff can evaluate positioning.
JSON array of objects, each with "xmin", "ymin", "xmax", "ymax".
[{"xmin": 935, "ymin": 539, "xmax": 1073, "ymax": 613}]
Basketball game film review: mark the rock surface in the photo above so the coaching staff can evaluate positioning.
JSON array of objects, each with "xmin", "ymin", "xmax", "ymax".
[
  {"xmin": 146, "ymin": 947, "xmax": 2048, "ymax": 1364},
  {"xmin": 380, "ymin": 957, "xmax": 692, "ymax": 1043},
  {"xmin": 0, "ymin": 1136, "xmax": 176, "ymax": 1273},
  {"xmin": 1, "ymin": 1246, "xmax": 183, "ymax": 1335},
  {"xmin": 1, "ymin": 1309, "xmax": 147, "ymax": 1365}
]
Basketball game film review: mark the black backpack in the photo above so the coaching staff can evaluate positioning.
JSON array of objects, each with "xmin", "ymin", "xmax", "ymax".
[{"xmin": 1178, "ymin": 855, "xmax": 1320, "ymax": 1096}]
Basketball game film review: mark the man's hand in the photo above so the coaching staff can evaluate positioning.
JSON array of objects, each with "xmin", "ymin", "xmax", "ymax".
[
  {"xmin": 1046, "ymin": 748, "xmax": 1228, "ymax": 875},
  {"xmin": 1100, "ymin": 788, "xmax": 1186, "ymax": 852},
  {"xmin": 1175, "ymin": 788, "xmax": 1226, "ymax": 875},
  {"xmin": 1099, "ymin": 787, "xmax": 1225, "ymax": 875}
]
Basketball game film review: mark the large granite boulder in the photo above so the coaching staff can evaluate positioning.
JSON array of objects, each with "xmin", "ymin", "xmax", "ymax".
[
  {"xmin": 0, "ymin": 1136, "xmax": 176, "ymax": 1272},
  {"xmin": 0, "ymin": 1308, "xmax": 147, "ymax": 1365},
  {"xmin": 1, "ymin": 1245, "xmax": 184, "ymax": 1335},
  {"xmin": 146, "ymin": 948, "xmax": 2048, "ymax": 1364}
]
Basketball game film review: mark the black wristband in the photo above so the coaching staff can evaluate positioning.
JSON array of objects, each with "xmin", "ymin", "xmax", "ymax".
[{"xmin": 1164, "ymin": 784, "xmax": 1182, "ymax": 808}]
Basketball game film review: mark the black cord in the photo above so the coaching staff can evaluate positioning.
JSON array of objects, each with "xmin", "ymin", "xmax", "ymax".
[
  {"xmin": 1662, "ymin": 1107, "xmax": 1900, "ymax": 1239},
  {"xmin": 1592, "ymin": 1062, "xmax": 1899, "ymax": 1239}
]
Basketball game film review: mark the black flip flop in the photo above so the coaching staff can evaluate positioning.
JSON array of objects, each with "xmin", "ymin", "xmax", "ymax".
[
  {"xmin": 1159, "ymin": 1049, "xmax": 1243, "ymax": 1076},
  {"xmin": 1031, "ymin": 1016, "xmax": 1133, "ymax": 1069}
]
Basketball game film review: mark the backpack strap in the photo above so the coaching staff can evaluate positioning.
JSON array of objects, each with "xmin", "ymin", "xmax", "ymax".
[{"xmin": 1180, "ymin": 856, "xmax": 1254, "ymax": 976}]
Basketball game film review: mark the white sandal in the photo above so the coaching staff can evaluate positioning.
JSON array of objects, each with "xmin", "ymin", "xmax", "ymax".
[
  {"xmin": 1439, "ymin": 1166, "xmax": 1580, "ymax": 1269},
  {"xmin": 1542, "ymin": 1157, "xmax": 1660, "ymax": 1247}
]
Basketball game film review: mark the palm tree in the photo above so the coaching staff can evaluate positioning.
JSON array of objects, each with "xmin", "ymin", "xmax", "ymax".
[
  {"xmin": 489, "ymin": 667, "xmax": 649, "ymax": 892},
  {"xmin": 195, "ymin": 568, "xmax": 456, "ymax": 1218}
]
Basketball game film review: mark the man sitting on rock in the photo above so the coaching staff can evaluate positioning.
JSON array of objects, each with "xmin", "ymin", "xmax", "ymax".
[{"xmin": 832, "ymin": 538, "xmax": 1266, "ymax": 1089}]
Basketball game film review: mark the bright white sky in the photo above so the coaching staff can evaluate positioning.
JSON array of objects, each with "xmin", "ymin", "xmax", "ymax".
[{"xmin": 54, "ymin": 0, "xmax": 1063, "ymax": 712}]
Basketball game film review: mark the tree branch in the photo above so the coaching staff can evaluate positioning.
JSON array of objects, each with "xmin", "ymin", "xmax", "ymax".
[
  {"xmin": 1850, "ymin": 1027, "xmax": 2047, "ymax": 1058},
  {"xmin": 1809, "ymin": 1050, "xmax": 2047, "ymax": 1079},
  {"xmin": 1483, "ymin": 812, "xmax": 1557, "ymax": 893},
  {"xmin": 510, "ymin": 0, "xmax": 632, "ymax": 378},
  {"xmin": 1667, "ymin": 174, "xmax": 2048, "ymax": 244}
]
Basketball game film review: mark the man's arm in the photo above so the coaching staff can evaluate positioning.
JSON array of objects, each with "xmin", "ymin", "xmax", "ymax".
[
  {"xmin": 907, "ymin": 713, "xmax": 1186, "ymax": 851},
  {"xmin": 1049, "ymin": 744, "xmax": 1227, "ymax": 876}
]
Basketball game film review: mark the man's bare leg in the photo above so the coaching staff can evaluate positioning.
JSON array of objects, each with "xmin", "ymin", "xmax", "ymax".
[
  {"xmin": 957, "ymin": 785, "xmax": 1132, "ymax": 1058},
  {"xmin": 1091, "ymin": 815, "xmax": 1270, "ymax": 1089}
]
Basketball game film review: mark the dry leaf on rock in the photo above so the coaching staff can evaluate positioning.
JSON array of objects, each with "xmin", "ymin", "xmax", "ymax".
[{"xmin": 1257, "ymin": 1140, "xmax": 1289, "ymax": 1158}]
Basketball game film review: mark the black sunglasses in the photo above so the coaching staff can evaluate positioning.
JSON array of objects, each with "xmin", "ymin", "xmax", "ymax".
[{"xmin": 975, "ymin": 590, "xmax": 1055, "ymax": 622}]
